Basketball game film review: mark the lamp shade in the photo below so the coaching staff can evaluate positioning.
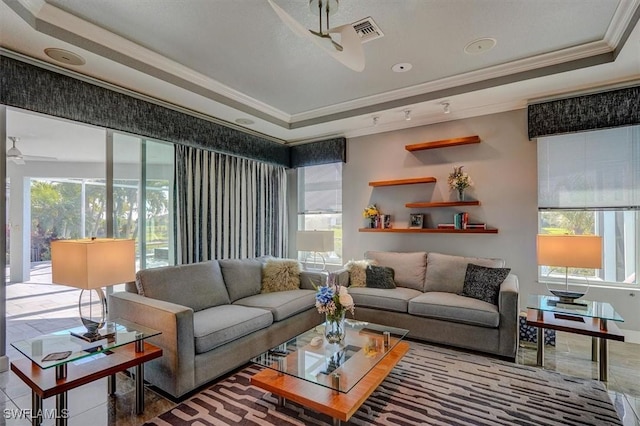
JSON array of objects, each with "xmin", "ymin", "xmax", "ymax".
[
  {"xmin": 296, "ymin": 231, "xmax": 334, "ymax": 252},
  {"xmin": 536, "ymin": 235, "xmax": 602, "ymax": 269},
  {"xmin": 51, "ymin": 238, "xmax": 136, "ymax": 289}
]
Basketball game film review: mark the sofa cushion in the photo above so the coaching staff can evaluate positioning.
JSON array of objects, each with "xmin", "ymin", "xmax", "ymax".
[
  {"xmin": 345, "ymin": 259, "xmax": 376, "ymax": 287},
  {"xmin": 234, "ymin": 289, "xmax": 316, "ymax": 322},
  {"xmin": 135, "ymin": 260, "xmax": 230, "ymax": 312},
  {"xmin": 424, "ymin": 252, "xmax": 505, "ymax": 294},
  {"xmin": 219, "ymin": 258, "xmax": 263, "ymax": 302},
  {"xmin": 364, "ymin": 251, "xmax": 427, "ymax": 291},
  {"xmin": 461, "ymin": 263, "xmax": 511, "ymax": 305},
  {"xmin": 261, "ymin": 259, "xmax": 302, "ymax": 293},
  {"xmin": 193, "ymin": 305, "xmax": 273, "ymax": 354},
  {"xmin": 408, "ymin": 292, "xmax": 500, "ymax": 328},
  {"xmin": 348, "ymin": 287, "xmax": 422, "ymax": 312},
  {"xmin": 365, "ymin": 265, "xmax": 396, "ymax": 289}
]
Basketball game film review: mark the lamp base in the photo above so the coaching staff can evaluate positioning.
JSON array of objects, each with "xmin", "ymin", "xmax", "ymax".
[
  {"xmin": 549, "ymin": 289, "xmax": 587, "ymax": 304},
  {"xmin": 78, "ymin": 288, "xmax": 107, "ymax": 337}
]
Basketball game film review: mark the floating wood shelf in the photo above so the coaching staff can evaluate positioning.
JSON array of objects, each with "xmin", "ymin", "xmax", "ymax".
[
  {"xmin": 405, "ymin": 200, "xmax": 480, "ymax": 208},
  {"xmin": 358, "ymin": 228, "xmax": 498, "ymax": 234},
  {"xmin": 368, "ymin": 177, "xmax": 437, "ymax": 187},
  {"xmin": 405, "ymin": 135, "xmax": 481, "ymax": 152}
]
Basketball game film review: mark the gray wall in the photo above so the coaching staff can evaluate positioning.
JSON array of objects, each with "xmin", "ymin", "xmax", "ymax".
[{"xmin": 342, "ymin": 108, "xmax": 640, "ymax": 334}]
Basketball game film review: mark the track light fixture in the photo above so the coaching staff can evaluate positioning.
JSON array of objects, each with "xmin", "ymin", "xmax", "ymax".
[{"xmin": 404, "ymin": 110, "xmax": 411, "ymax": 121}]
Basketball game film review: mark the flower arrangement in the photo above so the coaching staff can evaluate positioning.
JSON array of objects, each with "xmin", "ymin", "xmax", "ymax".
[
  {"xmin": 315, "ymin": 275, "xmax": 355, "ymax": 320},
  {"xmin": 315, "ymin": 274, "xmax": 355, "ymax": 343},
  {"xmin": 362, "ymin": 204, "xmax": 380, "ymax": 219},
  {"xmin": 447, "ymin": 166, "xmax": 473, "ymax": 191}
]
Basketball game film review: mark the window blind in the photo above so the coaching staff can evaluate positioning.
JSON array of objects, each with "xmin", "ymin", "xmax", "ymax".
[
  {"xmin": 298, "ymin": 163, "xmax": 342, "ymax": 213},
  {"xmin": 537, "ymin": 125, "xmax": 640, "ymax": 209}
]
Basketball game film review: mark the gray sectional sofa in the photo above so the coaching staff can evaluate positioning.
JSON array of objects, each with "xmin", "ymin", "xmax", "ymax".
[
  {"xmin": 338, "ymin": 251, "xmax": 519, "ymax": 360},
  {"xmin": 109, "ymin": 258, "xmax": 326, "ymax": 399},
  {"xmin": 110, "ymin": 251, "xmax": 519, "ymax": 399}
]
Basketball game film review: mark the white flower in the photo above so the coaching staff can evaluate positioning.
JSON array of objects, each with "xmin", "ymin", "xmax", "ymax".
[{"xmin": 339, "ymin": 293, "xmax": 354, "ymax": 308}]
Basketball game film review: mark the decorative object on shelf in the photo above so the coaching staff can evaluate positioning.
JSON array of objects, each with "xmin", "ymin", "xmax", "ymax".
[
  {"xmin": 448, "ymin": 166, "xmax": 473, "ymax": 201},
  {"xmin": 315, "ymin": 274, "xmax": 355, "ymax": 345},
  {"xmin": 296, "ymin": 230, "xmax": 334, "ymax": 271},
  {"xmin": 362, "ymin": 204, "xmax": 380, "ymax": 228},
  {"xmin": 409, "ymin": 213, "xmax": 424, "ymax": 229},
  {"xmin": 51, "ymin": 238, "xmax": 135, "ymax": 339},
  {"xmin": 536, "ymin": 234, "xmax": 603, "ymax": 303},
  {"xmin": 380, "ymin": 214, "xmax": 392, "ymax": 229}
]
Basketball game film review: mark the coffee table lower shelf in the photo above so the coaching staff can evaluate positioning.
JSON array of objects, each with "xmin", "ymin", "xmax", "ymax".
[{"xmin": 250, "ymin": 341, "xmax": 409, "ymax": 425}]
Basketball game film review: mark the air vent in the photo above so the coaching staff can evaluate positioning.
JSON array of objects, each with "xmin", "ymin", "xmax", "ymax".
[{"xmin": 352, "ymin": 17, "xmax": 384, "ymax": 43}]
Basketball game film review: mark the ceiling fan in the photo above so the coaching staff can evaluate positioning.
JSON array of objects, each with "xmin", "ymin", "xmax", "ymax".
[
  {"xmin": 7, "ymin": 137, "xmax": 58, "ymax": 165},
  {"xmin": 268, "ymin": 0, "xmax": 365, "ymax": 72}
]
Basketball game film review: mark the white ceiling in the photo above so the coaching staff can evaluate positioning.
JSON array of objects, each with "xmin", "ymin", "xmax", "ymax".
[{"xmin": 1, "ymin": 0, "xmax": 640, "ymax": 147}]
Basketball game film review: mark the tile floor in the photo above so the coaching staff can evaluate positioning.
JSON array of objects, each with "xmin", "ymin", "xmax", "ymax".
[{"xmin": 2, "ymin": 264, "xmax": 639, "ymax": 425}]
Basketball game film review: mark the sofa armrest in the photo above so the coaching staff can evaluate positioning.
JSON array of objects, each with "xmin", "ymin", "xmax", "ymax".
[
  {"xmin": 108, "ymin": 291, "xmax": 195, "ymax": 397},
  {"xmin": 498, "ymin": 274, "xmax": 519, "ymax": 359}
]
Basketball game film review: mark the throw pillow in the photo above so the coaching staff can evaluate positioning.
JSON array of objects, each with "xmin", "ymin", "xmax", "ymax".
[
  {"xmin": 365, "ymin": 265, "xmax": 396, "ymax": 289},
  {"xmin": 261, "ymin": 259, "xmax": 302, "ymax": 293},
  {"xmin": 345, "ymin": 259, "xmax": 377, "ymax": 287},
  {"xmin": 461, "ymin": 263, "xmax": 511, "ymax": 305}
]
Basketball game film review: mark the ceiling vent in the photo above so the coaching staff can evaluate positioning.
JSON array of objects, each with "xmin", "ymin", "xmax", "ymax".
[{"xmin": 352, "ymin": 17, "xmax": 384, "ymax": 43}]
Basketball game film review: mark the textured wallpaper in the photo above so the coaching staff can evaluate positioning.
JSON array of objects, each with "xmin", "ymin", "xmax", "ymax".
[
  {"xmin": 1, "ymin": 55, "xmax": 344, "ymax": 168},
  {"xmin": 528, "ymin": 85, "xmax": 640, "ymax": 139}
]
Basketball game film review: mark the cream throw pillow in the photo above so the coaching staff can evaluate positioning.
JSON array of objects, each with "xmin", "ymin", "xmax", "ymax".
[
  {"xmin": 345, "ymin": 259, "xmax": 377, "ymax": 287},
  {"xmin": 261, "ymin": 259, "xmax": 302, "ymax": 293}
]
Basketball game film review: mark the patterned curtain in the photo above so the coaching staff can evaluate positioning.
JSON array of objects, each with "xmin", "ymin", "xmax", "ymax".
[{"xmin": 175, "ymin": 145, "xmax": 287, "ymax": 263}]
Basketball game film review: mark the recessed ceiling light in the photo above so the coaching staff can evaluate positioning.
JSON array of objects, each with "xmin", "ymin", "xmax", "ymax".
[
  {"xmin": 464, "ymin": 38, "xmax": 496, "ymax": 55},
  {"xmin": 392, "ymin": 63, "xmax": 412, "ymax": 73},
  {"xmin": 44, "ymin": 48, "xmax": 86, "ymax": 66},
  {"xmin": 235, "ymin": 118, "xmax": 255, "ymax": 125}
]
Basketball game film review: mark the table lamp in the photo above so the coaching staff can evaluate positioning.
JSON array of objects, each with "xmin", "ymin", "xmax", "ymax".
[
  {"xmin": 51, "ymin": 238, "xmax": 135, "ymax": 340},
  {"xmin": 536, "ymin": 234, "xmax": 602, "ymax": 303},
  {"xmin": 296, "ymin": 230, "xmax": 334, "ymax": 271}
]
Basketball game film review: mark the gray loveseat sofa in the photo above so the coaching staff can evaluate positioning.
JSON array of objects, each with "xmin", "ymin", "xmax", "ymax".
[
  {"xmin": 338, "ymin": 251, "xmax": 519, "ymax": 360},
  {"xmin": 109, "ymin": 258, "xmax": 325, "ymax": 399}
]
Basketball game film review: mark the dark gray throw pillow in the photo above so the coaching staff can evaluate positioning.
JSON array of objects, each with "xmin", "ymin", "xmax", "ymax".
[
  {"xmin": 461, "ymin": 263, "xmax": 511, "ymax": 305},
  {"xmin": 365, "ymin": 265, "xmax": 396, "ymax": 289}
]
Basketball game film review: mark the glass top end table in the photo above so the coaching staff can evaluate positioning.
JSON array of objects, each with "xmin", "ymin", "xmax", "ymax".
[
  {"xmin": 11, "ymin": 318, "xmax": 161, "ymax": 370},
  {"xmin": 526, "ymin": 294, "xmax": 624, "ymax": 381}
]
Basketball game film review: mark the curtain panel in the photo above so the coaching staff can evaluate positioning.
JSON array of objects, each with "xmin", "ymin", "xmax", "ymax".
[{"xmin": 175, "ymin": 145, "xmax": 287, "ymax": 263}]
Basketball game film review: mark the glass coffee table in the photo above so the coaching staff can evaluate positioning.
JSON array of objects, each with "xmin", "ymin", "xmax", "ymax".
[
  {"xmin": 526, "ymin": 294, "xmax": 625, "ymax": 381},
  {"xmin": 251, "ymin": 320, "xmax": 409, "ymax": 426},
  {"xmin": 10, "ymin": 319, "xmax": 162, "ymax": 426}
]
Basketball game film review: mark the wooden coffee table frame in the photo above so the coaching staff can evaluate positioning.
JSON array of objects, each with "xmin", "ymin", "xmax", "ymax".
[
  {"xmin": 11, "ymin": 341, "xmax": 162, "ymax": 426},
  {"xmin": 251, "ymin": 341, "xmax": 409, "ymax": 426},
  {"xmin": 526, "ymin": 308, "xmax": 624, "ymax": 381}
]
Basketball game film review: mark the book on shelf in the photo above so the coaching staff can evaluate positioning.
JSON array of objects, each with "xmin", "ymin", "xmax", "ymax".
[
  {"xmin": 437, "ymin": 223, "xmax": 456, "ymax": 229},
  {"xmin": 453, "ymin": 212, "xmax": 469, "ymax": 229},
  {"xmin": 466, "ymin": 223, "xmax": 487, "ymax": 229}
]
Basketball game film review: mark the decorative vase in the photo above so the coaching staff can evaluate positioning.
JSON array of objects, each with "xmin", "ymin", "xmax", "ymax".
[
  {"xmin": 457, "ymin": 189, "xmax": 465, "ymax": 201},
  {"xmin": 364, "ymin": 217, "xmax": 374, "ymax": 228},
  {"xmin": 325, "ymin": 311, "xmax": 346, "ymax": 344}
]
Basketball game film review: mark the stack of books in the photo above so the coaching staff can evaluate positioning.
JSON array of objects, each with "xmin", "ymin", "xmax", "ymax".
[{"xmin": 437, "ymin": 212, "xmax": 486, "ymax": 230}]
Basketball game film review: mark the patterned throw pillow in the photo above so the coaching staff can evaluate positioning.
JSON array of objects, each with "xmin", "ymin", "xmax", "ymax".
[
  {"xmin": 461, "ymin": 263, "xmax": 511, "ymax": 305},
  {"xmin": 261, "ymin": 259, "xmax": 302, "ymax": 293},
  {"xmin": 345, "ymin": 259, "xmax": 377, "ymax": 287},
  {"xmin": 365, "ymin": 265, "xmax": 396, "ymax": 289}
]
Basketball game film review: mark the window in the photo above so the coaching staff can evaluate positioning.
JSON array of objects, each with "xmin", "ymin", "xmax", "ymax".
[
  {"xmin": 297, "ymin": 163, "xmax": 342, "ymax": 265},
  {"xmin": 537, "ymin": 125, "xmax": 639, "ymax": 285}
]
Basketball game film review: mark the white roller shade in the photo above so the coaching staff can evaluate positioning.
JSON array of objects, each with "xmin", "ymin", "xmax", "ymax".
[{"xmin": 537, "ymin": 125, "xmax": 640, "ymax": 209}]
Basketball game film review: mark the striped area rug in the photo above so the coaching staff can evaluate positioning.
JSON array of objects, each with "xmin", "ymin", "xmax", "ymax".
[{"xmin": 145, "ymin": 342, "xmax": 622, "ymax": 425}]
